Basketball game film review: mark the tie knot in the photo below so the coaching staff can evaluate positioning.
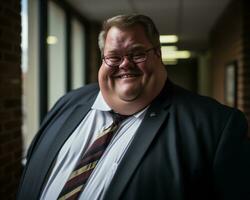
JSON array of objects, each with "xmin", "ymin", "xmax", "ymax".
[{"xmin": 110, "ymin": 111, "xmax": 130, "ymax": 125}]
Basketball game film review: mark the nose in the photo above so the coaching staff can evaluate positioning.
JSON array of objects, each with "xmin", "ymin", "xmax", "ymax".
[{"xmin": 119, "ymin": 56, "xmax": 133, "ymax": 69}]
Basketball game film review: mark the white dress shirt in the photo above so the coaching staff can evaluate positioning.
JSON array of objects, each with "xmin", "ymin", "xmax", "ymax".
[{"xmin": 40, "ymin": 92, "xmax": 147, "ymax": 200}]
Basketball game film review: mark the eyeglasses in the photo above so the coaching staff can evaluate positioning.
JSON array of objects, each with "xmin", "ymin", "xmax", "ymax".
[{"xmin": 103, "ymin": 47, "xmax": 156, "ymax": 68}]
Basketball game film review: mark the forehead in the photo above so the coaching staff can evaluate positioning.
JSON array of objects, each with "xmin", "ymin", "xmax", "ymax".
[{"xmin": 104, "ymin": 25, "xmax": 152, "ymax": 52}]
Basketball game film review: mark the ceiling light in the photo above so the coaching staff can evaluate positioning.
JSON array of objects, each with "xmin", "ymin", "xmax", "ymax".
[
  {"xmin": 163, "ymin": 59, "xmax": 178, "ymax": 65},
  {"xmin": 162, "ymin": 50, "xmax": 191, "ymax": 60},
  {"xmin": 160, "ymin": 35, "xmax": 178, "ymax": 43},
  {"xmin": 161, "ymin": 46, "xmax": 178, "ymax": 53},
  {"xmin": 47, "ymin": 36, "xmax": 58, "ymax": 45}
]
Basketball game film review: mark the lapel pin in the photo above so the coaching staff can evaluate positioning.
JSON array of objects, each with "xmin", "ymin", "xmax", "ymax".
[{"xmin": 150, "ymin": 112, "xmax": 156, "ymax": 117}]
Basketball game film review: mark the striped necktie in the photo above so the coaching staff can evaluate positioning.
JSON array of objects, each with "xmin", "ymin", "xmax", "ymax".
[{"xmin": 57, "ymin": 111, "xmax": 129, "ymax": 200}]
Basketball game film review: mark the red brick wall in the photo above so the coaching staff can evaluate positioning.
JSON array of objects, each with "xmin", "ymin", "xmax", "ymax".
[
  {"xmin": 242, "ymin": 0, "xmax": 250, "ymax": 130},
  {"xmin": 210, "ymin": 0, "xmax": 250, "ymax": 135},
  {"xmin": 210, "ymin": 0, "xmax": 243, "ymax": 104},
  {"xmin": 0, "ymin": 1, "xmax": 22, "ymax": 199}
]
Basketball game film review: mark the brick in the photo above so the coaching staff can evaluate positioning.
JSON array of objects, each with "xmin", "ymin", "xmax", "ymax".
[
  {"xmin": 0, "ymin": 40, "xmax": 12, "ymax": 51},
  {"xmin": 4, "ymin": 120, "xmax": 21, "ymax": 131},
  {"xmin": 0, "ymin": 1, "xmax": 12, "ymax": 7},
  {"xmin": 0, "ymin": 154, "xmax": 13, "ymax": 168},
  {"xmin": 3, "ymin": 142, "xmax": 22, "ymax": 158},
  {"xmin": 4, "ymin": 183, "xmax": 19, "ymax": 199},
  {"xmin": 13, "ymin": 149, "xmax": 22, "ymax": 159},
  {"xmin": 0, "ymin": 67, "xmax": 22, "ymax": 75},
  {"xmin": 0, "ymin": 140, "xmax": 4, "ymax": 152},
  {"xmin": 0, "ymin": 132, "xmax": 13, "ymax": 144},
  {"xmin": 4, "ymin": 52, "xmax": 20, "ymax": 63},
  {"xmin": 12, "ymin": 22, "xmax": 21, "ymax": 33},
  {"xmin": 13, "ymin": 44, "xmax": 21, "ymax": 52},
  {"xmin": 4, "ymin": 7, "xmax": 20, "ymax": 20},
  {"xmin": 0, "ymin": 0, "xmax": 22, "ymax": 199},
  {"xmin": 3, "ymin": 160, "xmax": 22, "ymax": 174},
  {"xmin": 0, "ymin": 61, "xmax": 20, "ymax": 68},
  {"xmin": 0, "ymin": 4, "xmax": 3, "ymax": 12},
  {"xmin": 0, "ymin": 111, "xmax": 12, "ymax": 122},
  {"xmin": 3, "ymin": 98, "xmax": 21, "ymax": 108},
  {"xmin": 0, "ymin": 174, "xmax": 10, "ymax": 186},
  {"xmin": 0, "ymin": 86, "xmax": 22, "ymax": 97},
  {"xmin": 9, "ymin": 130, "xmax": 22, "ymax": 140},
  {"xmin": 1, "ymin": 30, "xmax": 21, "ymax": 44},
  {"xmin": 0, "ymin": 16, "xmax": 11, "ymax": 28}
]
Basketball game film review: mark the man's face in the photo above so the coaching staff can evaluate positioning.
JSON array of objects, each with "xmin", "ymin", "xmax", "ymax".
[{"xmin": 98, "ymin": 25, "xmax": 166, "ymax": 113}]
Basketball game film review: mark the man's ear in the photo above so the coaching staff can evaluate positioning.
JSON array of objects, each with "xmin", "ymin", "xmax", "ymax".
[{"xmin": 155, "ymin": 47, "xmax": 162, "ymax": 58}]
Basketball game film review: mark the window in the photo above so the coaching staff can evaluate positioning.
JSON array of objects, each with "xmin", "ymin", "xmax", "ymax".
[
  {"xmin": 48, "ymin": 1, "xmax": 66, "ymax": 109},
  {"xmin": 71, "ymin": 18, "xmax": 86, "ymax": 89}
]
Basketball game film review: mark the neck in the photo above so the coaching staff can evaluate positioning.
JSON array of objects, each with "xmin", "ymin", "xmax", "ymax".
[{"xmin": 104, "ymin": 73, "xmax": 168, "ymax": 115}]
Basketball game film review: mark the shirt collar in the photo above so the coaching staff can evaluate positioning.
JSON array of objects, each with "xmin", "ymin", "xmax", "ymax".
[
  {"xmin": 91, "ymin": 92, "xmax": 149, "ymax": 118},
  {"xmin": 91, "ymin": 92, "xmax": 111, "ymax": 111}
]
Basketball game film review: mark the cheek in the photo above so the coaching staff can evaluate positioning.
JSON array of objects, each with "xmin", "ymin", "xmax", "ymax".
[
  {"xmin": 98, "ymin": 65, "xmax": 116, "ymax": 90},
  {"xmin": 99, "ymin": 64, "xmax": 117, "ymax": 78},
  {"xmin": 138, "ymin": 63, "xmax": 154, "ymax": 77},
  {"xmin": 99, "ymin": 65, "xmax": 109, "ymax": 80},
  {"xmin": 98, "ymin": 65, "xmax": 109, "ymax": 87}
]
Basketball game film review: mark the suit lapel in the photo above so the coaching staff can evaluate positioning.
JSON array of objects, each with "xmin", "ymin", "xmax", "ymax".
[
  {"xmin": 104, "ymin": 81, "xmax": 173, "ymax": 200},
  {"xmin": 24, "ymin": 102, "xmax": 93, "ymax": 199}
]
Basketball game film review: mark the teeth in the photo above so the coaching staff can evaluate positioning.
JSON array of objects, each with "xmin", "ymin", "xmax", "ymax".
[{"xmin": 120, "ymin": 74, "xmax": 135, "ymax": 78}]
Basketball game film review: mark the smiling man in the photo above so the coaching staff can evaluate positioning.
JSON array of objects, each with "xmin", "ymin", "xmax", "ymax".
[
  {"xmin": 99, "ymin": 23, "xmax": 167, "ymax": 115},
  {"xmin": 18, "ymin": 14, "xmax": 250, "ymax": 200}
]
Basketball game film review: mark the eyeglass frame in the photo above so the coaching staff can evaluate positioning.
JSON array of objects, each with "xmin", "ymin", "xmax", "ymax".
[{"xmin": 102, "ymin": 47, "xmax": 157, "ymax": 68}]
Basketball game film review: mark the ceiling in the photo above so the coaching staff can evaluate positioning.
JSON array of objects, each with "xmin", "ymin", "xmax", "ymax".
[{"xmin": 65, "ymin": 0, "xmax": 231, "ymax": 51}]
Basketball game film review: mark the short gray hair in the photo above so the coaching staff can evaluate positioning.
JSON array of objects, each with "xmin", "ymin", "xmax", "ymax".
[{"xmin": 98, "ymin": 14, "xmax": 160, "ymax": 56}]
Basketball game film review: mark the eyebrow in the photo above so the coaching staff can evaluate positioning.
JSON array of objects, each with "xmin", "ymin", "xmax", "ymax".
[
  {"xmin": 105, "ymin": 44, "xmax": 147, "ymax": 55},
  {"xmin": 129, "ymin": 44, "xmax": 146, "ymax": 51}
]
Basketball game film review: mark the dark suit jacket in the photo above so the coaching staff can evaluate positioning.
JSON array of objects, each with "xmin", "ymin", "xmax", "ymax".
[{"xmin": 17, "ymin": 80, "xmax": 250, "ymax": 200}]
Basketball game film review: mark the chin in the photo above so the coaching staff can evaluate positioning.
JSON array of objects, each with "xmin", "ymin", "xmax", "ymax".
[
  {"xmin": 116, "ymin": 85, "xmax": 142, "ymax": 98},
  {"xmin": 118, "ymin": 93, "xmax": 140, "ymax": 102}
]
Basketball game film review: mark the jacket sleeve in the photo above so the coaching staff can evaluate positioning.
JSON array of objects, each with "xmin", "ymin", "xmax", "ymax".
[
  {"xmin": 213, "ymin": 109, "xmax": 250, "ymax": 199},
  {"xmin": 25, "ymin": 94, "xmax": 68, "ymax": 164}
]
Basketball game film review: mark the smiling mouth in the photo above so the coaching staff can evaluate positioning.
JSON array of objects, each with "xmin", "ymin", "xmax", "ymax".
[{"xmin": 116, "ymin": 74, "xmax": 140, "ymax": 79}]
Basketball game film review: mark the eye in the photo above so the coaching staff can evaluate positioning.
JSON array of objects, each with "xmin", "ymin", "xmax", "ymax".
[
  {"xmin": 132, "ymin": 52, "xmax": 146, "ymax": 59},
  {"xmin": 106, "ymin": 56, "xmax": 122, "ymax": 63}
]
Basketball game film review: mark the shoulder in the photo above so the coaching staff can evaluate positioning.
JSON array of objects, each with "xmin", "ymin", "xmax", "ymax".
[
  {"xmin": 54, "ymin": 83, "xmax": 99, "ymax": 107},
  {"xmin": 40, "ymin": 83, "xmax": 99, "ymax": 126},
  {"xmin": 170, "ymin": 81, "xmax": 233, "ymax": 114},
  {"xmin": 168, "ymin": 81, "xmax": 247, "ymax": 131},
  {"xmin": 63, "ymin": 83, "xmax": 99, "ymax": 101},
  {"xmin": 168, "ymin": 81, "xmax": 248, "ymax": 152},
  {"xmin": 31, "ymin": 83, "xmax": 99, "ymax": 155}
]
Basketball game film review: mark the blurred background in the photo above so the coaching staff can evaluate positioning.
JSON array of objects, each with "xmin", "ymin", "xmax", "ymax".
[{"xmin": 0, "ymin": 0, "xmax": 249, "ymax": 199}]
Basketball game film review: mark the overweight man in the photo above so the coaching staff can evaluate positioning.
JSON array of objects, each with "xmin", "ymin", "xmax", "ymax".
[{"xmin": 17, "ymin": 14, "xmax": 250, "ymax": 200}]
